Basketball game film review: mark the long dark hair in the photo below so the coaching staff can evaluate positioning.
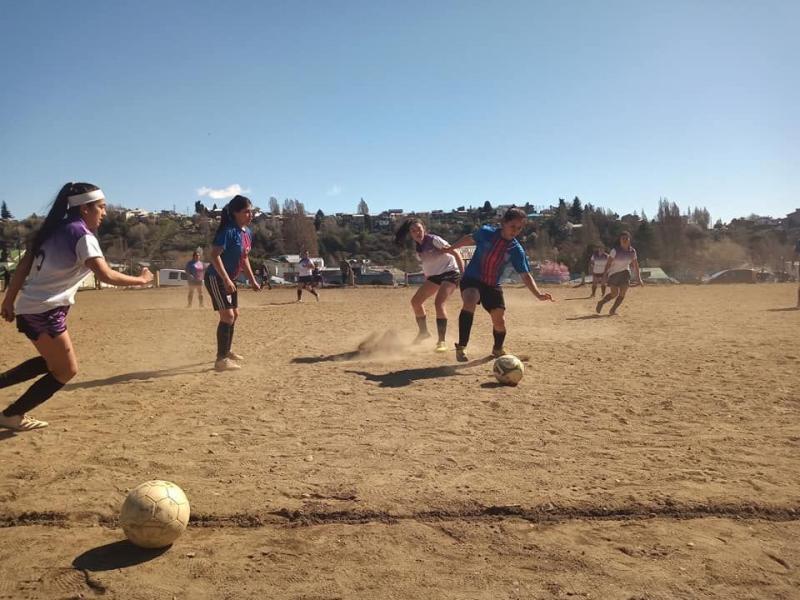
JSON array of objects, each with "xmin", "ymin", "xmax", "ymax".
[
  {"xmin": 614, "ymin": 230, "xmax": 632, "ymax": 250},
  {"xmin": 502, "ymin": 207, "xmax": 527, "ymax": 222},
  {"xmin": 394, "ymin": 218, "xmax": 423, "ymax": 246},
  {"xmin": 31, "ymin": 182, "xmax": 100, "ymax": 254},
  {"xmin": 215, "ymin": 195, "xmax": 252, "ymax": 236}
]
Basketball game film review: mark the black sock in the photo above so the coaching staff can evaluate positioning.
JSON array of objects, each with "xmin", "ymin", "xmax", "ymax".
[
  {"xmin": 216, "ymin": 322, "xmax": 232, "ymax": 359},
  {"xmin": 436, "ymin": 318, "xmax": 447, "ymax": 342},
  {"xmin": 457, "ymin": 310, "xmax": 474, "ymax": 347},
  {"xmin": 493, "ymin": 329, "xmax": 506, "ymax": 351},
  {"xmin": 297, "ymin": 289, "xmax": 302, "ymax": 300},
  {"xmin": 416, "ymin": 316, "xmax": 428, "ymax": 334},
  {"xmin": 2, "ymin": 372, "xmax": 65, "ymax": 417},
  {"xmin": 228, "ymin": 323, "xmax": 235, "ymax": 355},
  {"xmin": 0, "ymin": 357, "xmax": 48, "ymax": 389}
]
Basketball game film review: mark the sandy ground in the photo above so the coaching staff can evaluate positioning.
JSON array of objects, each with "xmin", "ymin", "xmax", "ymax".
[{"xmin": 0, "ymin": 283, "xmax": 798, "ymax": 599}]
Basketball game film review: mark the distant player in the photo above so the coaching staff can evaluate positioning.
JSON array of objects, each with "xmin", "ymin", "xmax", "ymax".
[
  {"xmin": 596, "ymin": 231, "xmax": 643, "ymax": 316},
  {"xmin": 204, "ymin": 195, "xmax": 260, "ymax": 372},
  {"xmin": 0, "ymin": 182, "xmax": 153, "ymax": 431},
  {"xmin": 296, "ymin": 250, "xmax": 319, "ymax": 302},
  {"xmin": 394, "ymin": 218, "xmax": 464, "ymax": 352},
  {"xmin": 185, "ymin": 251, "xmax": 204, "ymax": 308},
  {"xmin": 589, "ymin": 245, "xmax": 609, "ymax": 297},
  {"xmin": 450, "ymin": 208, "xmax": 554, "ymax": 362}
]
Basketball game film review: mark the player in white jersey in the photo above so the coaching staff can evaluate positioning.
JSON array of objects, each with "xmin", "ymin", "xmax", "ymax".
[
  {"xmin": 0, "ymin": 182, "xmax": 153, "ymax": 431},
  {"xmin": 395, "ymin": 218, "xmax": 464, "ymax": 352},
  {"xmin": 296, "ymin": 250, "xmax": 320, "ymax": 302},
  {"xmin": 596, "ymin": 231, "xmax": 643, "ymax": 316},
  {"xmin": 589, "ymin": 246, "xmax": 609, "ymax": 297}
]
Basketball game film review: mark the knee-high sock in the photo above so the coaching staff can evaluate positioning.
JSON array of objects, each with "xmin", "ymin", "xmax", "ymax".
[
  {"xmin": 216, "ymin": 322, "xmax": 233, "ymax": 359},
  {"xmin": 610, "ymin": 296, "xmax": 624, "ymax": 313},
  {"xmin": 2, "ymin": 372, "xmax": 64, "ymax": 417},
  {"xmin": 0, "ymin": 357, "xmax": 48, "ymax": 389},
  {"xmin": 457, "ymin": 310, "xmax": 474, "ymax": 347},
  {"xmin": 297, "ymin": 289, "xmax": 302, "ymax": 300},
  {"xmin": 228, "ymin": 323, "xmax": 235, "ymax": 354},
  {"xmin": 436, "ymin": 318, "xmax": 447, "ymax": 342},
  {"xmin": 492, "ymin": 329, "xmax": 506, "ymax": 351}
]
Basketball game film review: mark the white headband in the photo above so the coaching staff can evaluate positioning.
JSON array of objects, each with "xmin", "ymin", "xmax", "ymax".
[{"xmin": 68, "ymin": 189, "xmax": 105, "ymax": 207}]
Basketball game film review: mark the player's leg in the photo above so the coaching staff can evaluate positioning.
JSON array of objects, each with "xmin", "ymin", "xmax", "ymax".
[
  {"xmin": 597, "ymin": 286, "xmax": 619, "ymax": 314},
  {"xmin": 411, "ymin": 280, "xmax": 438, "ymax": 343},
  {"xmin": 0, "ymin": 331, "xmax": 78, "ymax": 431},
  {"xmin": 455, "ymin": 284, "xmax": 480, "ymax": 362},
  {"xmin": 489, "ymin": 308, "xmax": 507, "ymax": 357},
  {"xmin": 433, "ymin": 281, "xmax": 457, "ymax": 351},
  {"xmin": 187, "ymin": 286, "xmax": 193, "ymax": 307},
  {"xmin": 609, "ymin": 287, "xmax": 628, "ymax": 315}
]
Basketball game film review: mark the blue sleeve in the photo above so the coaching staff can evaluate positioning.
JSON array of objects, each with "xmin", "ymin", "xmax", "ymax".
[
  {"xmin": 510, "ymin": 243, "xmax": 530, "ymax": 274},
  {"xmin": 212, "ymin": 227, "xmax": 229, "ymax": 249},
  {"xmin": 185, "ymin": 261, "xmax": 194, "ymax": 275},
  {"xmin": 473, "ymin": 225, "xmax": 494, "ymax": 244}
]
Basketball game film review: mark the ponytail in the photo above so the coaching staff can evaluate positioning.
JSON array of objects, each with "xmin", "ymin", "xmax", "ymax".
[{"xmin": 31, "ymin": 182, "xmax": 99, "ymax": 254}]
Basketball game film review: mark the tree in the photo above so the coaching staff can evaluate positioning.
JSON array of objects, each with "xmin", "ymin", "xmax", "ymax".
[
  {"xmin": 314, "ymin": 209, "xmax": 324, "ymax": 231},
  {"xmin": 1, "ymin": 202, "xmax": 12, "ymax": 220},
  {"xmin": 482, "ymin": 200, "xmax": 493, "ymax": 215},
  {"xmin": 357, "ymin": 198, "xmax": 369, "ymax": 215},
  {"xmin": 193, "ymin": 200, "xmax": 207, "ymax": 215},
  {"xmin": 282, "ymin": 199, "xmax": 317, "ymax": 254},
  {"xmin": 269, "ymin": 197, "xmax": 280, "ymax": 215},
  {"xmin": 568, "ymin": 197, "xmax": 583, "ymax": 222}
]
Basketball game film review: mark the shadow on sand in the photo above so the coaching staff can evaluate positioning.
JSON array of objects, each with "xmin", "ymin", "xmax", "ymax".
[
  {"xmin": 766, "ymin": 307, "xmax": 799, "ymax": 312},
  {"xmin": 73, "ymin": 540, "xmax": 169, "ymax": 571},
  {"xmin": 66, "ymin": 362, "xmax": 211, "ymax": 390},
  {"xmin": 564, "ymin": 295, "xmax": 596, "ymax": 301},
  {"xmin": 346, "ymin": 356, "xmax": 492, "ymax": 388},
  {"xmin": 565, "ymin": 314, "xmax": 609, "ymax": 321}
]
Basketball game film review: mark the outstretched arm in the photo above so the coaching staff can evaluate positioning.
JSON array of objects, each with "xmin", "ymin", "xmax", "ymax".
[
  {"xmin": 449, "ymin": 234, "xmax": 475, "ymax": 250},
  {"xmin": 521, "ymin": 272, "xmax": 554, "ymax": 302},
  {"xmin": 445, "ymin": 247, "xmax": 465, "ymax": 272},
  {"xmin": 631, "ymin": 257, "xmax": 644, "ymax": 286},
  {"xmin": 86, "ymin": 257, "xmax": 153, "ymax": 287}
]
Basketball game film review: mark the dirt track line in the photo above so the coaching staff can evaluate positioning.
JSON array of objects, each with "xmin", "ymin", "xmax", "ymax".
[{"xmin": 1, "ymin": 502, "xmax": 798, "ymax": 529}]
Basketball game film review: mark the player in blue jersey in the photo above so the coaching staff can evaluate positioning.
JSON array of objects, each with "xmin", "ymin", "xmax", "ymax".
[
  {"xmin": 450, "ymin": 207, "xmax": 554, "ymax": 362},
  {"xmin": 204, "ymin": 195, "xmax": 260, "ymax": 372}
]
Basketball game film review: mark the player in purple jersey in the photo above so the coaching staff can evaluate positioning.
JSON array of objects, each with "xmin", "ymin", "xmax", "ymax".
[
  {"xmin": 596, "ymin": 231, "xmax": 643, "ymax": 316},
  {"xmin": 185, "ymin": 251, "xmax": 205, "ymax": 308},
  {"xmin": 0, "ymin": 182, "xmax": 153, "ymax": 432},
  {"xmin": 450, "ymin": 208, "xmax": 553, "ymax": 362},
  {"xmin": 395, "ymin": 218, "xmax": 464, "ymax": 352}
]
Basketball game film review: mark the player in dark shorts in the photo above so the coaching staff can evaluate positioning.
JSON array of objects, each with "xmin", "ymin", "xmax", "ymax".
[
  {"xmin": 449, "ymin": 208, "xmax": 554, "ymax": 362},
  {"xmin": 595, "ymin": 231, "xmax": 644, "ymax": 316},
  {"xmin": 0, "ymin": 182, "xmax": 153, "ymax": 431},
  {"xmin": 205, "ymin": 195, "xmax": 261, "ymax": 372},
  {"xmin": 296, "ymin": 251, "xmax": 320, "ymax": 302},
  {"xmin": 395, "ymin": 218, "xmax": 464, "ymax": 352}
]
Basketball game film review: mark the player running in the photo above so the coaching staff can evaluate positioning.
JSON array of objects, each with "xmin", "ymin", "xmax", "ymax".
[
  {"xmin": 595, "ymin": 230, "xmax": 643, "ymax": 316},
  {"xmin": 450, "ymin": 208, "xmax": 553, "ymax": 362},
  {"xmin": 0, "ymin": 182, "xmax": 153, "ymax": 431},
  {"xmin": 394, "ymin": 218, "xmax": 464, "ymax": 352}
]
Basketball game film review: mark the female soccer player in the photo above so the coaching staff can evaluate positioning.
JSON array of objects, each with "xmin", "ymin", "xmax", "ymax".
[
  {"xmin": 0, "ymin": 182, "xmax": 153, "ymax": 431},
  {"xmin": 589, "ymin": 245, "xmax": 609, "ymax": 297},
  {"xmin": 450, "ymin": 208, "xmax": 553, "ymax": 362},
  {"xmin": 596, "ymin": 230, "xmax": 643, "ymax": 315},
  {"xmin": 395, "ymin": 218, "xmax": 464, "ymax": 352},
  {"xmin": 185, "ymin": 250, "xmax": 205, "ymax": 307},
  {"xmin": 296, "ymin": 250, "xmax": 319, "ymax": 302},
  {"xmin": 204, "ymin": 195, "xmax": 260, "ymax": 371}
]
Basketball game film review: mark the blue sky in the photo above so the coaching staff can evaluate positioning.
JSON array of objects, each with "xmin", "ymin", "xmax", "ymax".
[{"xmin": 1, "ymin": 0, "xmax": 797, "ymax": 222}]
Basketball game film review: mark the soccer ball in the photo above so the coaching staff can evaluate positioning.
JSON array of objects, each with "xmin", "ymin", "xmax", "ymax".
[
  {"xmin": 120, "ymin": 480, "xmax": 190, "ymax": 548},
  {"xmin": 493, "ymin": 354, "xmax": 524, "ymax": 386}
]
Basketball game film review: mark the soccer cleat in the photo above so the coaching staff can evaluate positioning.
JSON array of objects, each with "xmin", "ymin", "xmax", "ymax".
[
  {"xmin": 226, "ymin": 351, "xmax": 244, "ymax": 361},
  {"xmin": 595, "ymin": 300, "xmax": 604, "ymax": 314},
  {"xmin": 0, "ymin": 413, "xmax": 48, "ymax": 431},
  {"xmin": 491, "ymin": 347, "xmax": 508, "ymax": 358},
  {"xmin": 214, "ymin": 358, "xmax": 242, "ymax": 372},
  {"xmin": 435, "ymin": 341, "xmax": 448, "ymax": 353},
  {"xmin": 455, "ymin": 344, "xmax": 468, "ymax": 363}
]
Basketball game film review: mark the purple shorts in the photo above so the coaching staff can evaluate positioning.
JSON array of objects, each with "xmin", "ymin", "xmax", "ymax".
[{"xmin": 16, "ymin": 306, "xmax": 70, "ymax": 341}]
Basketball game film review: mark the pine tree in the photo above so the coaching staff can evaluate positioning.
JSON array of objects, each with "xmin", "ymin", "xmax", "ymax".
[
  {"xmin": 357, "ymin": 198, "xmax": 369, "ymax": 215},
  {"xmin": 1, "ymin": 201, "xmax": 12, "ymax": 220}
]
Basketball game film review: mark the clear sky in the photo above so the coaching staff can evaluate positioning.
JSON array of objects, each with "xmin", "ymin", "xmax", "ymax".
[{"xmin": 1, "ymin": 0, "xmax": 797, "ymax": 222}]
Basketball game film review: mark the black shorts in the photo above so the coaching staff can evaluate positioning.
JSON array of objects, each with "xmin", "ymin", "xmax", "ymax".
[
  {"xmin": 460, "ymin": 276, "xmax": 505, "ymax": 312},
  {"xmin": 205, "ymin": 272, "xmax": 238, "ymax": 310},
  {"xmin": 298, "ymin": 275, "xmax": 314, "ymax": 285},
  {"xmin": 427, "ymin": 270, "xmax": 461, "ymax": 286},
  {"xmin": 608, "ymin": 271, "xmax": 630, "ymax": 288}
]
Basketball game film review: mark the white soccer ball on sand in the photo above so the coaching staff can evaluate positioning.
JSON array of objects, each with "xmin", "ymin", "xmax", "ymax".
[
  {"xmin": 120, "ymin": 480, "xmax": 190, "ymax": 548},
  {"xmin": 493, "ymin": 354, "xmax": 524, "ymax": 386}
]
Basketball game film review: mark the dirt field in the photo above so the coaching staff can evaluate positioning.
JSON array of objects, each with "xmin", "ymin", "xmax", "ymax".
[{"xmin": 1, "ymin": 283, "xmax": 798, "ymax": 599}]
